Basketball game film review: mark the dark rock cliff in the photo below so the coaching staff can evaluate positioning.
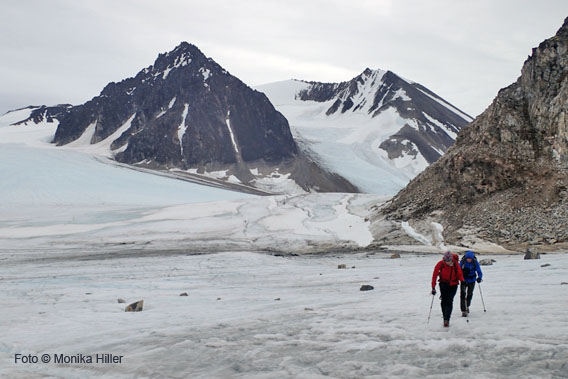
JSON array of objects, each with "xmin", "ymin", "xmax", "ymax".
[{"xmin": 382, "ymin": 17, "xmax": 568, "ymax": 245}]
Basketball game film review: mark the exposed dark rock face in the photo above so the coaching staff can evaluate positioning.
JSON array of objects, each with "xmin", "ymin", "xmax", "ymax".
[
  {"xmin": 54, "ymin": 42, "xmax": 297, "ymax": 167},
  {"xmin": 9, "ymin": 105, "xmax": 72, "ymax": 125},
  {"xmin": 383, "ymin": 17, "xmax": 568, "ymax": 246},
  {"xmin": 51, "ymin": 42, "xmax": 357, "ymax": 193},
  {"xmin": 297, "ymin": 69, "xmax": 472, "ymax": 164}
]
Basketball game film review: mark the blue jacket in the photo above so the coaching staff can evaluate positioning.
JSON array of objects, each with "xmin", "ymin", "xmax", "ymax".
[{"xmin": 460, "ymin": 251, "xmax": 483, "ymax": 283}]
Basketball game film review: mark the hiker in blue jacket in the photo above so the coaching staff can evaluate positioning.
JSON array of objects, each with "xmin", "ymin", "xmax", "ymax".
[{"xmin": 460, "ymin": 251, "xmax": 483, "ymax": 317}]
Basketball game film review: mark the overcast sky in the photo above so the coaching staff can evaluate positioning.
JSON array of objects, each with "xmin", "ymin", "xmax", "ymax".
[{"xmin": 1, "ymin": 0, "xmax": 567, "ymax": 117}]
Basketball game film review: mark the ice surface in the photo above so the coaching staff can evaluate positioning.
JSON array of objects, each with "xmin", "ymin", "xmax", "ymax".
[
  {"xmin": 0, "ymin": 121, "xmax": 256, "ymax": 252},
  {"xmin": 257, "ymin": 81, "xmax": 429, "ymax": 194},
  {"xmin": 1, "ymin": 94, "xmax": 567, "ymax": 379},
  {"xmin": 0, "ymin": 121, "xmax": 376, "ymax": 252},
  {"xmin": 0, "ymin": 251, "xmax": 566, "ymax": 378}
]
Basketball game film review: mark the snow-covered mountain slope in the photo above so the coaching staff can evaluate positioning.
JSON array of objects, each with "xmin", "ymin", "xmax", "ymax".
[
  {"xmin": 1, "ymin": 250, "xmax": 567, "ymax": 378},
  {"xmin": 257, "ymin": 69, "xmax": 473, "ymax": 194}
]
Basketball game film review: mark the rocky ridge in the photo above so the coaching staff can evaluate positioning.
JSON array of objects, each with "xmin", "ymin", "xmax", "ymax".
[
  {"xmin": 381, "ymin": 17, "xmax": 568, "ymax": 247},
  {"xmin": 6, "ymin": 105, "xmax": 72, "ymax": 126}
]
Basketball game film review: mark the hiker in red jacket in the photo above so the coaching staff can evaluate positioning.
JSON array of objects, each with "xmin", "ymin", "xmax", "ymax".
[{"xmin": 431, "ymin": 251, "xmax": 464, "ymax": 327}]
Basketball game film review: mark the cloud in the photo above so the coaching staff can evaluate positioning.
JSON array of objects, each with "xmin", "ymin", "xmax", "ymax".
[{"xmin": 1, "ymin": 0, "xmax": 567, "ymax": 116}]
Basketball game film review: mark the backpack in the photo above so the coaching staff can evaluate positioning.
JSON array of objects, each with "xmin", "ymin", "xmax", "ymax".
[{"xmin": 460, "ymin": 254, "xmax": 478, "ymax": 277}]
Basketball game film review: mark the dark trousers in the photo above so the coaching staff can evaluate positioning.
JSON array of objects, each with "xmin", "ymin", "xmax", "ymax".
[
  {"xmin": 460, "ymin": 282, "xmax": 476, "ymax": 312},
  {"xmin": 439, "ymin": 282, "xmax": 458, "ymax": 321}
]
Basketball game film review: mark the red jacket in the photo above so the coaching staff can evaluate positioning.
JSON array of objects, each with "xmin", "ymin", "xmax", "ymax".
[{"xmin": 432, "ymin": 258, "xmax": 464, "ymax": 288}]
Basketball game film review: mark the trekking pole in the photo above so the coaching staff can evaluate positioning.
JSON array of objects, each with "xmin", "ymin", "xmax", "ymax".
[
  {"xmin": 427, "ymin": 293, "xmax": 435, "ymax": 323},
  {"xmin": 478, "ymin": 283, "xmax": 487, "ymax": 312}
]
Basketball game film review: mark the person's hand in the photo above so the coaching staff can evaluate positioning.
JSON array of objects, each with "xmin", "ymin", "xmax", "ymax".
[
  {"xmin": 431, "ymin": 288, "xmax": 436, "ymax": 295},
  {"xmin": 477, "ymin": 278, "xmax": 482, "ymax": 283}
]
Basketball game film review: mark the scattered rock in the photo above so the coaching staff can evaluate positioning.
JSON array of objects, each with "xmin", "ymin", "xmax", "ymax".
[
  {"xmin": 274, "ymin": 298, "xmax": 280, "ymax": 301},
  {"xmin": 125, "ymin": 300, "xmax": 143, "ymax": 312},
  {"xmin": 479, "ymin": 259, "xmax": 494, "ymax": 266},
  {"xmin": 179, "ymin": 292, "xmax": 189, "ymax": 296},
  {"xmin": 338, "ymin": 264, "xmax": 347, "ymax": 269},
  {"xmin": 360, "ymin": 285, "xmax": 374, "ymax": 291},
  {"xmin": 491, "ymin": 259, "xmax": 497, "ymax": 263},
  {"xmin": 117, "ymin": 298, "xmax": 126, "ymax": 303},
  {"xmin": 524, "ymin": 247, "xmax": 541, "ymax": 260},
  {"xmin": 540, "ymin": 264, "xmax": 551, "ymax": 267},
  {"xmin": 391, "ymin": 253, "xmax": 401, "ymax": 259}
]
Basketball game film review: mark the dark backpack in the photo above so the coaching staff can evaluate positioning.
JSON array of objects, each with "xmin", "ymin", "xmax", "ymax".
[{"xmin": 460, "ymin": 255, "xmax": 478, "ymax": 277}]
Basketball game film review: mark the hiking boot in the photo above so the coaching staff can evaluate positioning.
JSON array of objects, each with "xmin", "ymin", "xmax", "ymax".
[
  {"xmin": 443, "ymin": 320, "xmax": 450, "ymax": 327},
  {"xmin": 462, "ymin": 311, "xmax": 468, "ymax": 317}
]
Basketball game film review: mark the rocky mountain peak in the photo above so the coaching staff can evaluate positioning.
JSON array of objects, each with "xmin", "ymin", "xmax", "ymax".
[
  {"xmin": 382, "ymin": 16, "xmax": 568, "ymax": 247},
  {"xmin": 50, "ymin": 42, "xmax": 356, "ymax": 194},
  {"xmin": 141, "ymin": 42, "xmax": 216, "ymax": 81},
  {"xmin": 292, "ymin": 66, "xmax": 471, "ymax": 167}
]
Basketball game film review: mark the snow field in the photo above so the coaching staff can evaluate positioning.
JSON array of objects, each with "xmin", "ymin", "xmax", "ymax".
[
  {"xmin": 0, "ymin": 252, "xmax": 566, "ymax": 378},
  {"xmin": 257, "ymin": 80, "xmax": 434, "ymax": 194}
]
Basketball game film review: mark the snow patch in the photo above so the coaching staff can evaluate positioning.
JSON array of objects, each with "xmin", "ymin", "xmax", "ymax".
[
  {"xmin": 423, "ymin": 112, "xmax": 458, "ymax": 140},
  {"xmin": 225, "ymin": 110, "xmax": 239, "ymax": 155},
  {"xmin": 226, "ymin": 175, "xmax": 241, "ymax": 184},
  {"xmin": 199, "ymin": 67, "xmax": 211, "ymax": 81},
  {"xmin": 66, "ymin": 121, "xmax": 96, "ymax": 147},
  {"xmin": 177, "ymin": 104, "xmax": 190, "ymax": 156},
  {"xmin": 393, "ymin": 88, "xmax": 411, "ymax": 101},
  {"xmin": 156, "ymin": 54, "xmax": 192, "ymax": 80},
  {"xmin": 401, "ymin": 221, "xmax": 431, "ymax": 245},
  {"xmin": 431, "ymin": 222, "xmax": 446, "ymax": 250},
  {"xmin": 63, "ymin": 114, "xmax": 135, "ymax": 157}
]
